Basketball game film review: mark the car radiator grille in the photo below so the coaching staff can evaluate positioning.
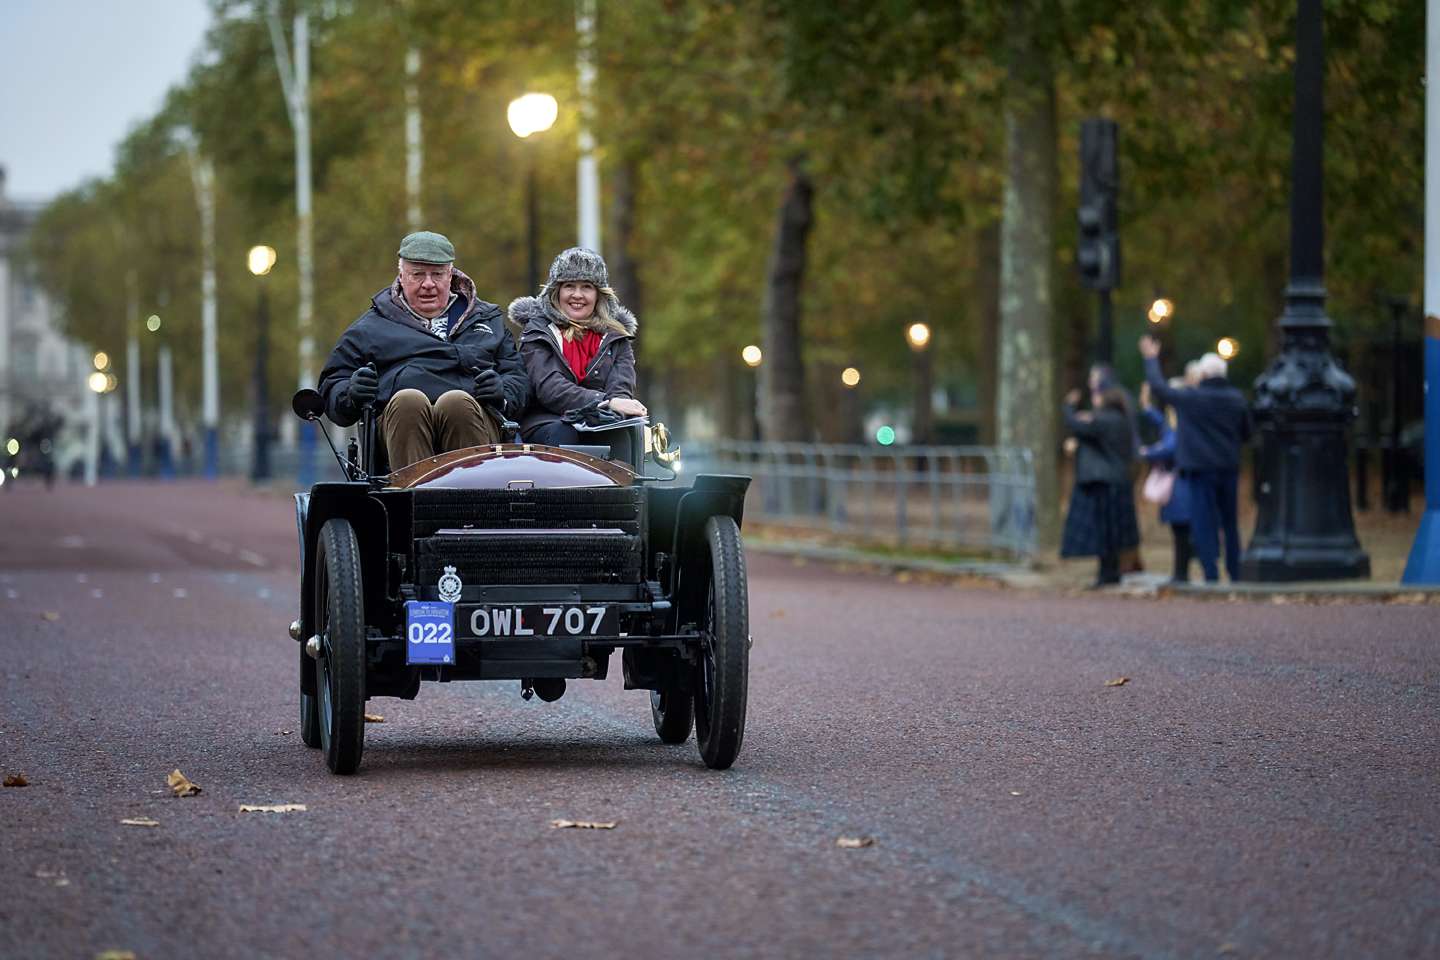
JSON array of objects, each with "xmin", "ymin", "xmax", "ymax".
[{"xmin": 410, "ymin": 487, "xmax": 645, "ymax": 585}]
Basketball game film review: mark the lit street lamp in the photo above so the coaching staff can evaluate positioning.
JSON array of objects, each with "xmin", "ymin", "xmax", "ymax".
[
  {"xmin": 1216, "ymin": 337, "xmax": 1240, "ymax": 360},
  {"xmin": 508, "ymin": 93, "xmax": 559, "ymax": 294},
  {"xmin": 248, "ymin": 245, "xmax": 278, "ymax": 483},
  {"xmin": 906, "ymin": 322, "xmax": 933, "ymax": 445},
  {"xmin": 841, "ymin": 367, "xmax": 861, "ymax": 388},
  {"xmin": 741, "ymin": 344, "xmax": 763, "ymax": 367},
  {"xmin": 1147, "ymin": 298, "xmax": 1174, "ymax": 325}
]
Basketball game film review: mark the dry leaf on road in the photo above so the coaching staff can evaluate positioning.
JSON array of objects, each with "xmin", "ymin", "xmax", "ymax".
[
  {"xmin": 4, "ymin": 773, "xmax": 29, "ymax": 787},
  {"xmin": 238, "ymin": 803, "xmax": 307, "ymax": 813},
  {"xmin": 364, "ymin": 714, "xmax": 385, "ymax": 723},
  {"xmin": 1104, "ymin": 676, "xmax": 1130, "ymax": 687},
  {"xmin": 167, "ymin": 769, "xmax": 201, "ymax": 797},
  {"xmin": 550, "ymin": 819, "xmax": 617, "ymax": 830},
  {"xmin": 120, "ymin": 817, "xmax": 159, "ymax": 827},
  {"xmin": 837, "ymin": 836, "xmax": 875, "ymax": 849},
  {"xmin": 41, "ymin": 611, "xmax": 59, "ymax": 622},
  {"xmin": 95, "ymin": 951, "xmax": 138, "ymax": 960}
]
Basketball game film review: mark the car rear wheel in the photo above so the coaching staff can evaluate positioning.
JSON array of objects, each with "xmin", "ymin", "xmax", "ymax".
[
  {"xmin": 693, "ymin": 515, "xmax": 748, "ymax": 770},
  {"xmin": 650, "ymin": 687, "xmax": 693, "ymax": 744},
  {"xmin": 316, "ymin": 518, "xmax": 366, "ymax": 774}
]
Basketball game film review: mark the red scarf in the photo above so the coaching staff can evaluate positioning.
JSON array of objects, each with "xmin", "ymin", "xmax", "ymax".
[{"xmin": 561, "ymin": 329, "xmax": 603, "ymax": 380}]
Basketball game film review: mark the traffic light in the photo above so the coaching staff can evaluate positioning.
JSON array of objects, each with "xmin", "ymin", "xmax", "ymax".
[{"xmin": 1077, "ymin": 118, "xmax": 1120, "ymax": 291}]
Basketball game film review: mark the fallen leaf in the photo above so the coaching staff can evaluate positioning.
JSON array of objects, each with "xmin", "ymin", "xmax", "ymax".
[
  {"xmin": 167, "ymin": 769, "xmax": 201, "ymax": 797},
  {"xmin": 120, "ymin": 817, "xmax": 159, "ymax": 827},
  {"xmin": 275, "ymin": 730, "xmax": 292, "ymax": 736},
  {"xmin": 550, "ymin": 819, "xmax": 617, "ymax": 830},
  {"xmin": 1010, "ymin": 790, "xmax": 1023, "ymax": 796},
  {"xmin": 4, "ymin": 773, "xmax": 28, "ymax": 787},
  {"xmin": 364, "ymin": 714, "xmax": 385, "ymax": 723},
  {"xmin": 1104, "ymin": 676, "xmax": 1130, "ymax": 687},
  {"xmin": 895, "ymin": 571, "xmax": 912, "ymax": 584},
  {"xmin": 41, "ymin": 611, "xmax": 59, "ymax": 622},
  {"xmin": 95, "ymin": 951, "xmax": 137, "ymax": 960},
  {"xmin": 837, "ymin": 836, "xmax": 875, "ymax": 848},
  {"xmin": 238, "ymin": 803, "xmax": 306, "ymax": 813}
]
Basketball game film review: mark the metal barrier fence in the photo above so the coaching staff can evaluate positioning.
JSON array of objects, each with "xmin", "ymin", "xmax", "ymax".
[{"xmin": 682, "ymin": 442, "xmax": 1037, "ymax": 560}]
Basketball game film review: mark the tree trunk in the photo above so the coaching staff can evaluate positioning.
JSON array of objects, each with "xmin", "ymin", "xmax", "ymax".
[
  {"xmin": 976, "ymin": 220, "xmax": 1000, "ymax": 445},
  {"xmin": 760, "ymin": 158, "xmax": 813, "ymax": 442},
  {"xmin": 997, "ymin": 8, "xmax": 1059, "ymax": 548}
]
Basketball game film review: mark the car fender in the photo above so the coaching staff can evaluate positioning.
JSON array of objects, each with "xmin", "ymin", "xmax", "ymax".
[{"xmin": 668, "ymin": 474, "xmax": 750, "ymax": 631}]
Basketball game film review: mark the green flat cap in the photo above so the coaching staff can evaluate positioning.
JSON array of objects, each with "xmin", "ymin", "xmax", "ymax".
[{"xmin": 397, "ymin": 230, "xmax": 455, "ymax": 264}]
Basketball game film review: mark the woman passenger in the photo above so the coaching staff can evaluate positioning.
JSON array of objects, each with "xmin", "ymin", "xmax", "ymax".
[
  {"xmin": 507, "ymin": 248, "xmax": 647, "ymax": 454},
  {"xmin": 1060, "ymin": 384, "xmax": 1140, "ymax": 588}
]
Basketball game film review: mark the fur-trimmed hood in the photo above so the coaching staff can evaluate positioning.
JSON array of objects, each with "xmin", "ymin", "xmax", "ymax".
[{"xmin": 506, "ymin": 293, "xmax": 637, "ymax": 339}]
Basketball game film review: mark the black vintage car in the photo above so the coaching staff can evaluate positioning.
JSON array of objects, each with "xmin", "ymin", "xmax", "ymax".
[{"xmin": 288, "ymin": 389, "xmax": 750, "ymax": 775}]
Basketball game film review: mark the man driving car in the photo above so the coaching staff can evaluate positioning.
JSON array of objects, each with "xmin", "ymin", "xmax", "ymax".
[{"xmin": 317, "ymin": 231, "xmax": 528, "ymax": 470}]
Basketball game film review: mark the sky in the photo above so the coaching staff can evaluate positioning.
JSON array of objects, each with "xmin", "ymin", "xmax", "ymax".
[{"xmin": 0, "ymin": 0, "xmax": 214, "ymax": 203}]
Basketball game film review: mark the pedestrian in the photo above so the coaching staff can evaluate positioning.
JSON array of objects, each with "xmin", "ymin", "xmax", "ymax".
[
  {"xmin": 507, "ymin": 247, "xmax": 646, "ymax": 461},
  {"xmin": 1138, "ymin": 380, "xmax": 1194, "ymax": 582},
  {"xmin": 316, "ymin": 231, "xmax": 529, "ymax": 470},
  {"xmin": 1138, "ymin": 335, "xmax": 1252, "ymax": 583},
  {"xmin": 1060, "ymin": 384, "xmax": 1140, "ymax": 587}
]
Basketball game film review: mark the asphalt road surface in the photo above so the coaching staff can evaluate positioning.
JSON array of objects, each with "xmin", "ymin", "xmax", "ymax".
[{"xmin": 2, "ymin": 481, "xmax": 1436, "ymax": 959}]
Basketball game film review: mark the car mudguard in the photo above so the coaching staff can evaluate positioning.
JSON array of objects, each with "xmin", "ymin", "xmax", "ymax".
[
  {"xmin": 667, "ymin": 474, "xmax": 750, "ymax": 632},
  {"xmin": 296, "ymin": 483, "xmax": 389, "ymax": 695}
]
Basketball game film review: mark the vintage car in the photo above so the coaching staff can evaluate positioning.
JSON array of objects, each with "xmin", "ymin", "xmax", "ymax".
[{"xmin": 287, "ymin": 389, "xmax": 750, "ymax": 775}]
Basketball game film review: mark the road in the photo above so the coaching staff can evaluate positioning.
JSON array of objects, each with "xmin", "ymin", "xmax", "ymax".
[{"xmin": 1, "ymin": 481, "xmax": 1436, "ymax": 959}]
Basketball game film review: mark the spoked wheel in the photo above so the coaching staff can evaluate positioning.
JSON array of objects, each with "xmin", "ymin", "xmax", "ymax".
[
  {"xmin": 692, "ymin": 516, "xmax": 749, "ymax": 770},
  {"xmin": 650, "ymin": 686, "xmax": 693, "ymax": 744},
  {"xmin": 315, "ymin": 518, "xmax": 366, "ymax": 774}
]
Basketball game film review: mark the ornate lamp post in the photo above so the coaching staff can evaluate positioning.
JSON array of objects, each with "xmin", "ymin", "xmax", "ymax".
[
  {"xmin": 507, "ymin": 93, "xmax": 559, "ymax": 294},
  {"xmin": 248, "ymin": 245, "xmax": 277, "ymax": 483},
  {"xmin": 1241, "ymin": 0, "xmax": 1369, "ymax": 581},
  {"xmin": 906, "ymin": 322, "xmax": 933, "ymax": 445}
]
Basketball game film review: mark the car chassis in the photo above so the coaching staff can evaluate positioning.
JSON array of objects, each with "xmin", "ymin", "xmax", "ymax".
[{"xmin": 288, "ymin": 389, "xmax": 751, "ymax": 775}]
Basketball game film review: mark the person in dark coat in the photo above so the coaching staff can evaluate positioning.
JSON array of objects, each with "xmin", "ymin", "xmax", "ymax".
[
  {"xmin": 1139, "ymin": 335, "xmax": 1252, "ymax": 583},
  {"xmin": 508, "ymin": 247, "xmax": 644, "ymax": 456},
  {"xmin": 1060, "ymin": 385, "xmax": 1140, "ymax": 587},
  {"xmin": 317, "ymin": 231, "xmax": 528, "ymax": 470},
  {"xmin": 1139, "ymin": 380, "xmax": 1194, "ymax": 582}
]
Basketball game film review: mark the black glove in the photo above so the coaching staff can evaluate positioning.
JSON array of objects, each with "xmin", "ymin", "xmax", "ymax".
[
  {"xmin": 472, "ymin": 368, "xmax": 504, "ymax": 408},
  {"xmin": 346, "ymin": 364, "xmax": 379, "ymax": 409}
]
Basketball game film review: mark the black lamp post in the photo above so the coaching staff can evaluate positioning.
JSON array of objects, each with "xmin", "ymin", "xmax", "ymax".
[
  {"xmin": 248, "ymin": 245, "xmax": 277, "ymax": 484},
  {"xmin": 1241, "ymin": 0, "xmax": 1369, "ymax": 580},
  {"xmin": 507, "ymin": 93, "xmax": 558, "ymax": 294}
]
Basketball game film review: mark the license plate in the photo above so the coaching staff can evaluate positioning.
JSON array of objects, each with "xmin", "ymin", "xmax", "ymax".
[
  {"xmin": 460, "ymin": 604, "xmax": 618, "ymax": 639},
  {"xmin": 405, "ymin": 600, "xmax": 455, "ymax": 665}
]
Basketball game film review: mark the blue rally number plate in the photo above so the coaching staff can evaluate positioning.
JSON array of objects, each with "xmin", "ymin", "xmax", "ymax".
[{"xmin": 405, "ymin": 600, "xmax": 455, "ymax": 666}]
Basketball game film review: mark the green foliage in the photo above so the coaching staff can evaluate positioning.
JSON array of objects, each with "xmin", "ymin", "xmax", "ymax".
[{"xmin": 22, "ymin": 0, "xmax": 1423, "ymax": 433}]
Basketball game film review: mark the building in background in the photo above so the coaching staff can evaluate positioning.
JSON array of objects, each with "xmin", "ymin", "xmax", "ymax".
[{"xmin": 0, "ymin": 166, "xmax": 96, "ymax": 479}]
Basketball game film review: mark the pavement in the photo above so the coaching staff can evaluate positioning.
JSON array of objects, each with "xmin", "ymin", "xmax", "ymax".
[{"xmin": 1, "ymin": 480, "xmax": 1438, "ymax": 959}]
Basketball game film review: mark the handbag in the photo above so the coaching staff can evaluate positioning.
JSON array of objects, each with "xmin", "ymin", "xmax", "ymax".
[{"xmin": 1142, "ymin": 467, "xmax": 1175, "ymax": 505}]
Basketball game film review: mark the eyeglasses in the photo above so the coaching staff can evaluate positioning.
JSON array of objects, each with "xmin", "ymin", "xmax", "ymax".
[{"xmin": 403, "ymin": 267, "xmax": 452, "ymax": 283}]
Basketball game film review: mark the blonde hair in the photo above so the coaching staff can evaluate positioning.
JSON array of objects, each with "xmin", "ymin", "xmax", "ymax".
[{"xmin": 549, "ymin": 283, "xmax": 628, "ymax": 341}]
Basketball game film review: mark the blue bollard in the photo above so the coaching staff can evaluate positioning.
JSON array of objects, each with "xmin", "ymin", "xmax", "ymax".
[{"xmin": 1402, "ymin": 332, "xmax": 1440, "ymax": 583}]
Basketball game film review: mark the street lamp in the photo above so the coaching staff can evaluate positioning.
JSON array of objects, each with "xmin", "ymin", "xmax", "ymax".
[
  {"xmin": 1147, "ymin": 298, "xmax": 1174, "ymax": 325},
  {"xmin": 1241, "ymin": 0, "xmax": 1368, "ymax": 581},
  {"xmin": 841, "ymin": 367, "xmax": 861, "ymax": 388},
  {"xmin": 1216, "ymin": 337, "xmax": 1240, "ymax": 360},
  {"xmin": 905, "ymin": 323, "xmax": 933, "ymax": 444},
  {"xmin": 508, "ymin": 93, "xmax": 559, "ymax": 294},
  {"xmin": 248, "ymin": 245, "xmax": 277, "ymax": 483},
  {"xmin": 741, "ymin": 344, "xmax": 763, "ymax": 367}
]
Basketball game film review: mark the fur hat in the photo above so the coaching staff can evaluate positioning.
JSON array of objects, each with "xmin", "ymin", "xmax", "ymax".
[{"xmin": 541, "ymin": 246, "xmax": 608, "ymax": 293}]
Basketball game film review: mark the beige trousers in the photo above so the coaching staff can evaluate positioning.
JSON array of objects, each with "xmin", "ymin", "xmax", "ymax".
[{"xmin": 381, "ymin": 389, "xmax": 500, "ymax": 469}]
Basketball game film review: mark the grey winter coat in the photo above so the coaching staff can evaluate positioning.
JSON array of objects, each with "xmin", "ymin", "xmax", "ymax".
[
  {"xmin": 317, "ymin": 269, "xmax": 528, "ymax": 427},
  {"xmin": 507, "ymin": 295, "xmax": 638, "ymax": 436},
  {"xmin": 1064, "ymin": 403, "xmax": 1134, "ymax": 486}
]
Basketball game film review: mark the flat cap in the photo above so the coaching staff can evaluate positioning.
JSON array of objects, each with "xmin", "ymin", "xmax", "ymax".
[{"xmin": 397, "ymin": 230, "xmax": 455, "ymax": 264}]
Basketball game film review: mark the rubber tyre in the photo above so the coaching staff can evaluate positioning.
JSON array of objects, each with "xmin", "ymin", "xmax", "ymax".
[
  {"xmin": 650, "ymin": 687, "xmax": 693, "ymax": 744},
  {"xmin": 315, "ymin": 518, "xmax": 366, "ymax": 774},
  {"xmin": 693, "ymin": 515, "xmax": 749, "ymax": 770}
]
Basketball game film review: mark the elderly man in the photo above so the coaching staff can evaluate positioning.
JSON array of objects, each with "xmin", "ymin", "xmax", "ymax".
[
  {"xmin": 1139, "ymin": 335, "xmax": 1252, "ymax": 583},
  {"xmin": 317, "ymin": 231, "xmax": 528, "ymax": 470}
]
